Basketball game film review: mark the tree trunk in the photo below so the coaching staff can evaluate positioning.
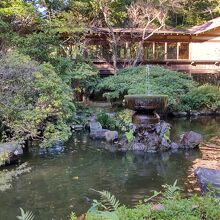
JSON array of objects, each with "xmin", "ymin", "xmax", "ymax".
[
  {"xmin": 132, "ymin": 40, "xmax": 144, "ymax": 67},
  {"xmin": 132, "ymin": 25, "xmax": 164, "ymax": 67},
  {"xmin": 102, "ymin": 7, "xmax": 118, "ymax": 73}
]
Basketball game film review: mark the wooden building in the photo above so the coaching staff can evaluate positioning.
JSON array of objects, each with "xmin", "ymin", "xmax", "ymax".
[{"xmin": 66, "ymin": 17, "xmax": 220, "ymax": 77}]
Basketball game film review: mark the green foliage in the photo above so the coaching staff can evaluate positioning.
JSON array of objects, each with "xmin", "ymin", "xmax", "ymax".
[
  {"xmin": 0, "ymin": 19, "xmax": 15, "ymax": 51},
  {"xmin": 82, "ymin": 187, "xmax": 220, "ymax": 220},
  {"xmin": 85, "ymin": 189, "xmax": 120, "ymax": 220},
  {"xmin": 164, "ymin": 127, "xmax": 171, "ymax": 141},
  {"xmin": 91, "ymin": 189, "xmax": 120, "ymax": 212},
  {"xmin": 96, "ymin": 112, "xmax": 119, "ymax": 130},
  {"xmin": 143, "ymin": 180, "xmax": 181, "ymax": 203},
  {"xmin": 144, "ymin": 190, "xmax": 162, "ymax": 203},
  {"xmin": 167, "ymin": 0, "xmax": 220, "ymax": 27},
  {"xmin": 0, "ymin": 0, "xmax": 39, "ymax": 39},
  {"xmin": 88, "ymin": 0, "xmax": 129, "ymax": 27},
  {"xmin": 115, "ymin": 109, "xmax": 133, "ymax": 131},
  {"xmin": 69, "ymin": 212, "xmax": 78, "ymax": 220},
  {"xmin": 52, "ymin": 58, "xmax": 100, "ymax": 96},
  {"xmin": 0, "ymin": 52, "xmax": 75, "ymax": 147},
  {"xmin": 17, "ymin": 208, "xmax": 34, "ymax": 220},
  {"xmin": 207, "ymin": 182, "xmax": 220, "ymax": 197},
  {"xmin": 86, "ymin": 211, "xmax": 119, "ymax": 220},
  {"xmin": 180, "ymin": 84, "xmax": 220, "ymax": 111},
  {"xmin": 125, "ymin": 130, "xmax": 134, "ymax": 142},
  {"xmin": 161, "ymin": 180, "xmax": 181, "ymax": 199},
  {"xmin": 13, "ymin": 32, "xmax": 60, "ymax": 63},
  {"xmin": 0, "ymin": 0, "xmax": 36, "ymax": 17},
  {"xmin": 97, "ymin": 66, "xmax": 196, "ymax": 111},
  {"xmin": 0, "ymin": 152, "xmax": 9, "ymax": 166},
  {"xmin": 116, "ymin": 195, "xmax": 220, "ymax": 220},
  {"xmin": 97, "ymin": 109, "xmax": 134, "ymax": 132}
]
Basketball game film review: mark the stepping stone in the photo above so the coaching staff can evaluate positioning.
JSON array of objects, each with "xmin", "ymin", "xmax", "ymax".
[{"xmin": 194, "ymin": 167, "xmax": 220, "ymax": 198}]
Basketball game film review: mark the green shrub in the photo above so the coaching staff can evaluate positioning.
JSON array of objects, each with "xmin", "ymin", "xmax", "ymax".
[
  {"xmin": 13, "ymin": 32, "xmax": 59, "ymax": 63},
  {"xmin": 115, "ymin": 109, "xmax": 133, "ymax": 130},
  {"xmin": 180, "ymin": 84, "xmax": 220, "ymax": 111},
  {"xmin": 70, "ymin": 188, "xmax": 220, "ymax": 220},
  {"xmin": 96, "ymin": 110, "xmax": 133, "ymax": 131},
  {"xmin": 96, "ymin": 112, "xmax": 119, "ymax": 130},
  {"xmin": 115, "ymin": 195, "xmax": 220, "ymax": 220},
  {"xmin": 0, "ymin": 52, "xmax": 75, "ymax": 147},
  {"xmin": 97, "ymin": 66, "xmax": 196, "ymax": 111}
]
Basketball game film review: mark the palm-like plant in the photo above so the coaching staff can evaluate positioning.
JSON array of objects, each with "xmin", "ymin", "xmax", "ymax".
[{"xmin": 16, "ymin": 208, "xmax": 34, "ymax": 220}]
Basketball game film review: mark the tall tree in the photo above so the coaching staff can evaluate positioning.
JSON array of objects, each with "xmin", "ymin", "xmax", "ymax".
[
  {"xmin": 86, "ymin": 0, "xmax": 130, "ymax": 72},
  {"xmin": 127, "ymin": 0, "xmax": 181, "ymax": 66},
  {"xmin": 168, "ymin": 0, "xmax": 220, "ymax": 27}
]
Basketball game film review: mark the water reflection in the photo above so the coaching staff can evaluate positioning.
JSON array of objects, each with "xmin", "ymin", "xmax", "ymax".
[
  {"xmin": 0, "ymin": 117, "xmax": 219, "ymax": 219},
  {"xmin": 168, "ymin": 116, "xmax": 220, "ymax": 141}
]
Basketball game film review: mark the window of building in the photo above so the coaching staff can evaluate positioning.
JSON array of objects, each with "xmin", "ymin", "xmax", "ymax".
[
  {"xmin": 143, "ymin": 43, "xmax": 154, "ymax": 60},
  {"xmin": 179, "ymin": 43, "xmax": 189, "ymax": 59},
  {"xmin": 129, "ymin": 42, "xmax": 139, "ymax": 59},
  {"xmin": 88, "ymin": 44, "xmax": 102, "ymax": 59},
  {"xmin": 167, "ymin": 42, "xmax": 177, "ymax": 59},
  {"xmin": 155, "ymin": 42, "xmax": 165, "ymax": 60},
  {"xmin": 102, "ymin": 44, "xmax": 112, "ymax": 60},
  {"xmin": 117, "ymin": 45, "xmax": 126, "ymax": 59}
]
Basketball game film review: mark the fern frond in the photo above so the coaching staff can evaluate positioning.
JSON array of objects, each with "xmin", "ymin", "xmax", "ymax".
[
  {"xmin": 90, "ymin": 189, "xmax": 120, "ymax": 211},
  {"xmin": 144, "ymin": 190, "xmax": 161, "ymax": 203},
  {"xmin": 69, "ymin": 212, "xmax": 77, "ymax": 220},
  {"xmin": 162, "ymin": 180, "xmax": 181, "ymax": 199},
  {"xmin": 17, "ymin": 208, "xmax": 34, "ymax": 220}
]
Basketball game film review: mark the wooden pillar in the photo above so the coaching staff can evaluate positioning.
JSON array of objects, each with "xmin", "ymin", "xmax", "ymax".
[
  {"xmin": 177, "ymin": 42, "xmax": 180, "ymax": 60},
  {"xmin": 165, "ymin": 42, "xmax": 167, "ymax": 60},
  {"xmin": 153, "ymin": 42, "xmax": 155, "ymax": 59},
  {"xmin": 126, "ymin": 41, "xmax": 130, "ymax": 59},
  {"xmin": 189, "ymin": 36, "xmax": 192, "ymax": 60}
]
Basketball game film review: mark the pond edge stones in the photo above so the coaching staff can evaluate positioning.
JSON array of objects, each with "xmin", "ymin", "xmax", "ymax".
[
  {"xmin": 0, "ymin": 142, "xmax": 23, "ymax": 165},
  {"xmin": 88, "ymin": 116, "xmax": 203, "ymax": 153},
  {"xmin": 194, "ymin": 167, "xmax": 220, "ymax": 199}
]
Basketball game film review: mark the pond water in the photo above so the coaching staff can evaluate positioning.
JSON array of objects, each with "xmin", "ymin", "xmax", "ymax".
[{"xmin": 1, "ymin": 117, "xmax": 220, "ymax": 220}]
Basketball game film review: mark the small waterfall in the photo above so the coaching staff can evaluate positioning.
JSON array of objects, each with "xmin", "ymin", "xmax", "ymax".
[{"xmin": 146, "ymin": 65, "xmax": 151, "ymax": 95}]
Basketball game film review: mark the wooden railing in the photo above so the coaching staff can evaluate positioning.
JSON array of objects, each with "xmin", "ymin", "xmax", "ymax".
[{"xmin": 91, "ymin": 59, "xmax": 220, "ymax": 75}]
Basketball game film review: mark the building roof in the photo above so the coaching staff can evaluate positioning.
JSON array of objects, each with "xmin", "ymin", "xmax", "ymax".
[
  {"xmin": 90, "ymin": 17, "xmax": 220, "ymax": 36},
  {"xmin": 188, "ymin": 17, "xmax": 220, "ymax": 34},
  {"xmin": 90, "ymin": 27, "xmax": 189, "ymax": 36}
]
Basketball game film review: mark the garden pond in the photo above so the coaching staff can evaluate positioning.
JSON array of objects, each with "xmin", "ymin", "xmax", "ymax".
[{"xmin": 1, "ymin": 117, "xmax": 220, "ymax": 220}]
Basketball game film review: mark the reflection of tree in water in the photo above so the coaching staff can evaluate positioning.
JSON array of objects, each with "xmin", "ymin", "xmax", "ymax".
[
  {"xmin": 123, "ymin": 150, "xmax": 200, "ymax": 205},
  {"xmin": 0, "ymin": 132, "xmax": 201, "ymax": 220}
]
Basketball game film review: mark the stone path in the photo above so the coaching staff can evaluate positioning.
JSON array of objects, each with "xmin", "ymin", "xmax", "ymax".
[{"xmin": 186, "ymin": 136, "xmax": 220, "ymax": 193}]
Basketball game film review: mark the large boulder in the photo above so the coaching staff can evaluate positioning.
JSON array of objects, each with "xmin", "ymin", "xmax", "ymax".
[
  {"xmin": 117, "ymin": 121, "xmax": 174, "ymax": 153},
  {"xmin": 104, "ymin": 130, "xmax": 118, "ymax": 143},
  {"xmin": 131, "ymin": 142, "xmax": 146, "ymax": 151},
  {"xmin": 89, "ymin": 121, "xmax": 102, "ymax": 133},
  {"xmin": 90, "ymin": 129, "xmax": 110, "ymax": 139},
  {"xmin": 194, "ymin": 167, "xmax": 220, "ymax": 198},
  {"xmin": 89, "ymin": 120, "xmax": 107, "ymax": 139},
  {"xmin": 71, "ymin": 124, "xmax": 84, "ymax": 131},
  {"xmin": 0, "ymin": 142, "xmax": 23, "ymax": 165},
  {"xmin": 89, "ymin": 121, "xmax": 111, "ymax": 139},
  {"xmin": 146, "ymin": 133, "xmax": 161, "ymax": 152},
  {"xmin": 155, "ymin": 121, "xmax": 170, "ymax": 138},
  {"xmin": 39, "ymin": 140, "xmax": 64, "ymax": 155},
  {"xmin": 170, "ymin": 142, "xmax": 179, "ymax": 149},
  {"xmin": 180, "ymin": 131, "xmax": 203, "ymax": 148}
]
